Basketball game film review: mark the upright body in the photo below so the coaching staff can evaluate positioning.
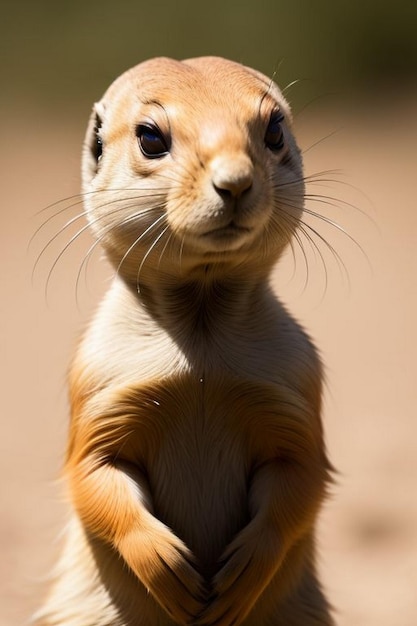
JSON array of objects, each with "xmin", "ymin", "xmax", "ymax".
[{"xmin": 35, "ymin": 56, "xmax": 334, "ymax": 626}]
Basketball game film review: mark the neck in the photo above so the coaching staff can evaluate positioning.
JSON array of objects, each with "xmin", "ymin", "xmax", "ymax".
[{"xmin": 125, "ymin": 265, "xmax": 272, "ymax": 340}]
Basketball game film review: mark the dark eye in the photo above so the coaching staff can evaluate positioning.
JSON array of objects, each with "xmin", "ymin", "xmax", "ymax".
[
  {"xmin": 92, "ymin": 114, "xmax": 103, "ymax": 162},
  {"xmin": 265, "ymin": 111, "xmax": 285, "ymax": 151},
  {"xmin": 136, "ymin": 123, "xmax": 170, "ymax": 158}
]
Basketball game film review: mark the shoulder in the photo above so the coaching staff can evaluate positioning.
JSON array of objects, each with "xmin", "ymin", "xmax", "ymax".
[{"xmin": 267, "ymin": 297, "xmax": 324, "ymax": 409}]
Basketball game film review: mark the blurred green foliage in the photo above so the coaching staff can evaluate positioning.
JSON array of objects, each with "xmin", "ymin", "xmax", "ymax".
[{"xmin": 1, "ymin": 0, "xmax": 416, "ymax": 113}]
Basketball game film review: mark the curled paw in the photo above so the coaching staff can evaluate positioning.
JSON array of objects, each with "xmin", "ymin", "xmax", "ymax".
[
  {"xmin": 119, "ymin": 523, "xmax": 207, "ymax": 624},
  {"xmin": 196, "ymin": 524, "xmax": 282, "ymax": 626}
]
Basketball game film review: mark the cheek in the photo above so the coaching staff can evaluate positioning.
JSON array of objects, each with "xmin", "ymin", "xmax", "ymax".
[{"xmin": 164, "ymin": 165, "xmax": 211, "ymax": 230}]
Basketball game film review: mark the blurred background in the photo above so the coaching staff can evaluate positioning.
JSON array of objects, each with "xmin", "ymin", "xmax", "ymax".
[{"xmin": 1, "ymin": 1, "xmax": 416, "ymax": 624}]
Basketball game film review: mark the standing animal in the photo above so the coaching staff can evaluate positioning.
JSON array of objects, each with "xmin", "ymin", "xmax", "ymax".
[{"xmin": 35, "ymin": 56, "xmax": 334, "ymax": 625}]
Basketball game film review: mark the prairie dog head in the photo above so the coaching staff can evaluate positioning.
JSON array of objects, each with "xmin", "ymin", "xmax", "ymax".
[{"xmin": 82, "ymin": 56, "xmax": 304, "ymax": 285}]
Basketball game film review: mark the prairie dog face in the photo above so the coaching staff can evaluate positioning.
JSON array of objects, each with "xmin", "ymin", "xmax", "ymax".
[{"xmin": 82, "ymin": 56, "xmax": 304, "ymax": 284}]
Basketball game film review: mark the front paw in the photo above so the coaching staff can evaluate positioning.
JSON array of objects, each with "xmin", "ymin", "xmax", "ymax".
[
  {"xmin": 196, "ymin": 524, "xmax": 282, "ymax": 626},
  {"xmin": 119, "ymin": 523, "xmax": 207, "ymax": 624}
]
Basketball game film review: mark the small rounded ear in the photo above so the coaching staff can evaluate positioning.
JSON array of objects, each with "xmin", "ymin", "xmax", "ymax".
[{"xmin": 82, "ymin": 101, "xmax": 106, "ymax": 186}]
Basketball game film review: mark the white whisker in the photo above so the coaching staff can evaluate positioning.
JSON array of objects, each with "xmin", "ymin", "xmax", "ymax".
[
  {"xmin": 157, "ymin": 230, "xmax": 175, "ymax": 270},
  {"xmin": 136, "ymin": 226, "xmax": 170, "ymax": 293},
  {"xmin": 34, "ymin": 188, "xmax": 168, "ymax": 303},
  {"xmin": 75, "ymin": 205, "xmax": 166, "ymax": 304},
  {"xmin": 116, "ymin": 213, "xmax": 167, "ymax": 279}
]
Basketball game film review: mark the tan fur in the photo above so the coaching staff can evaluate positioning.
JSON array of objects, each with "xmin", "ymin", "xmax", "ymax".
[{"xmin": 34, "ymin": 57, "xmax": 334, "ymax": 625}]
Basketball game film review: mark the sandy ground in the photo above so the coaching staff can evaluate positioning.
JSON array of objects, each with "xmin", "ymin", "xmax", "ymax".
[{"xmin": 1, "ymin": 100, "xmax": 416, "ymax": 625}]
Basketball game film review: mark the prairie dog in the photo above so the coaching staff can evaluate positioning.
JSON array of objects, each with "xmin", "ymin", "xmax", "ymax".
[{"xmin": 35, "ymin": 56, "xmax": 334, "ymax": 625}]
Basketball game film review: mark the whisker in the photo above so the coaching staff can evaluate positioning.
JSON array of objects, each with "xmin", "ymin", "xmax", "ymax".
[
  {"xmin": 179, "ymin": 234, "xmax": 186, "ymax": 277},
  {"xmin": 300, "ymin": 215, "xmax": 350, "ymax": 288},
  {"xmin": 32, "ymin": 190, "xmax": 167, "ymax": 265},
  {"xmin": 29, "ymin": 200, "xmax": 86, "ymax": 253},
  {"xmin": 31, "ymin": 189, "xmax": 141, "ymax": 238},
  {"xmin": 304, "ymin": 191, "xmax": 364, "ymax": 215},
  {"xmin": 136, "ymin": 226, "xmax": 170, "ymax": 293},
  {"xmin": 302, "ymin": 204, "xmax": 364, "ymax": 250},
  {"xmin": 274, "ymin": 170, "xmax": 363, "ymax": 200},
  {"xmin": 273, "ymin": 176, "xmax": 369, "ymax": 262},
  {"xmin": 157, "ymin": 229, "xmax": 175, "ymax": 270},
  {"xmin": 293, "ymin": 91, "xmax": 339, "ymax": 119},
  {"xmin": 31, "ymin": 208, "xmax": 87, "ymax": 285},
  {"xmin": 115, "ymin": 213, "xmax": 167, "ymax": 279},
  {"xmin": 283, "ymin": 194, "xmax": 348, "ymax": 253},
  {"xmin": 33, "ymin": 192, "xmax": 87, "ymax": 218},
  {"xmin": 302, "ymin": 128, "xmax": 343, "ymax": 155},
  {"xmin": 278, "ymin": 173, "xmax": 375, "ymax": 237},
  {"xmin": 297, "ymin": 222, "xmax": 330, "ymax": 295},
  {"xmin": 270, "ymin": 208, "xmax": 310, "ymax": 292},
  {"xmin": 274, "ymin": 204, "xmax": 331, "ymax": 294},
  {"xmin": 39, "ymin": 196, "xmax": 165, "ymax": 303},
  {"xmin": 269, "ymin": 58, "xmax": 285, "ymax": 85},
  {"xmin": 33, "ymin": 202, "xmax": 117, "ymax": 286},
  {"xmin": 290, "ymin": 226, "xmax": 311, "ymax": 293},
  {"xmin": 274, "ymin": 194, "xmax": 354, "ymax": 295},
  {"xmin": 272, "ymin": 170, "xmax": 346, "ymax": 193},
  {"xmin": 75, "ymin": 204, "xmax": 166, "ymax": 304},
  {"xmin": 302, "ymin": 169, "xmax": 345, "ymax": 183},
  {"xmin": 33, "ymin": 187, "xmax": 170, "ymax": 226},
  {"xmin": 304, "ymin": 189, "xmax": 376, "ymax": 224},
  {"xmin": 302, "ymin": 202, "xmax": 371, "ymax": 268},
  {"xmin": 281, "ymin": 79, "xmax": 302, "ymax": 96}
]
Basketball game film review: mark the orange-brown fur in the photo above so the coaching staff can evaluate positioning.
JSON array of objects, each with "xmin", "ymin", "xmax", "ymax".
[{"xmin": 35, "ymin": 57, "xmax": 334, "ymax": 625}]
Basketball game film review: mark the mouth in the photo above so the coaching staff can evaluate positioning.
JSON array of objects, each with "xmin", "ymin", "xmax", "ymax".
[
  {"xmin": 202, "ymin": 222, "xmax": 252, "ymax": 240},
  {"xmin": 196, "ymin": 221, "xmax": 253, "ymax": 254}
]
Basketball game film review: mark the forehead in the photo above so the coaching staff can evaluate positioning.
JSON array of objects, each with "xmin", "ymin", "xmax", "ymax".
[{"xmin": 104, "ymin": 57, "xmax": 284, "ymax": 125}]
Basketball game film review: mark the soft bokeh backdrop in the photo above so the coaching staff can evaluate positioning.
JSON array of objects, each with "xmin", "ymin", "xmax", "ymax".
[
  {"xmin": 3, "ymin": 0, "xmax": 417, "ymax": 118},
  {"xmin": 1, "ymin": 1, "xmax": 416, "ymax": 624}
]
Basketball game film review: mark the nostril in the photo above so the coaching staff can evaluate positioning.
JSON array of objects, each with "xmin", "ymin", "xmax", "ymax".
[
  {"xmin": 212, "ymin": 172, "xmax": 253, "ymax": 199},
  {"xmin": 213, "ymin": 182, "xmax": 232, "ymax": 198},
  {"xmin": 213, "ymin": 182, "xmax": 252, "ymax": 199},
  {"xmin": 210, "ymin": 154, "xmax": 254, "ymax": 199}
]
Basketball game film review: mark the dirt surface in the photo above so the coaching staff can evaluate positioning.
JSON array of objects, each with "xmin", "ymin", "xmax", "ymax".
[{"xmin": 1, "ymin": 101, "xmax": 416, "ymax": 625}]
